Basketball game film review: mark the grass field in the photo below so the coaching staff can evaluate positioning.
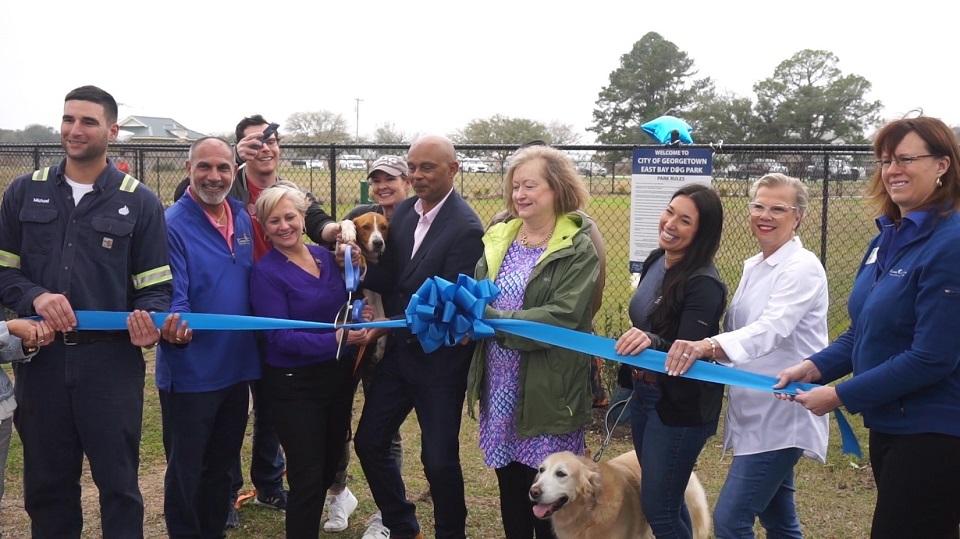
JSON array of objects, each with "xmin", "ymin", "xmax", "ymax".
[
  {"xmin": 0, "ymin": 353, "xmax": 876, "ymax": 538},
  {"xmin": 0, "ymin": 160, "xmax": 881, "ymax": 537}
]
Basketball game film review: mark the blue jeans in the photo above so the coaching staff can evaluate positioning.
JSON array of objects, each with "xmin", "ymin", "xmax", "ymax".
[
  {"xmin": 713, "ymin": 447, "xmax": 804, "ymax": 539},
  {"xmin": 630, "ymin": 380, "xmax": 716, "ymax": 539}
]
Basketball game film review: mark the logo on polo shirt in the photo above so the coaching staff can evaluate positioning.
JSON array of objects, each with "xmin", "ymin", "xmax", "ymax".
[{"xmin": 888, "ymin": 268, "xmax": 907, "ymax": 278}]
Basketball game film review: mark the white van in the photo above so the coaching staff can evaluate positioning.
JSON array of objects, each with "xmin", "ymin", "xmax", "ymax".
[{"xmin": 339, "ymin": 154, "xmax": 366, "ymax": 170}]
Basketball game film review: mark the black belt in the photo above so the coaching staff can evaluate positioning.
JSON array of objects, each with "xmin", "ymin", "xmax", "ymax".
[{"xmin": 60, "ymin": 330, "xmax": 129, "ymax": 346}]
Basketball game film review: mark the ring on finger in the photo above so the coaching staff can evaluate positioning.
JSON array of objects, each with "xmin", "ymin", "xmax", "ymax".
[{"xmin": 682, "ymin": 352, "xmax": 691, "ymax": 358}]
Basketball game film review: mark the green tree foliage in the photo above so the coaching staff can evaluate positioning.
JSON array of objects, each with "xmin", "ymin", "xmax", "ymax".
[
  {"xmin": 454, "ymin": 115, "xmax": 576, "ymax": 145},
  {"xmin": 752, "ymin": 49, "xmax": 882, "ymax": 143},
  {"xmin": 453, "ymin": 115, "xmax": 579, "ymax": 161},
  {"xmin": 0, "ymin": 124, "xmax": 59, "ymax": 143},
  {"xmin": 688, "ymin": 90, "xmax": 756, "ymax": 143},
  {"xmin": 590, "ymin": 32, "xmax": 712, "ymax": 144},
  {"xmin": 285, "ymin": 111, "xmax": 351, "ymax": 143}
]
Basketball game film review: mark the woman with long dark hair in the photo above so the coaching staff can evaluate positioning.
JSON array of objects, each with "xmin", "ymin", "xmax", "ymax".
[{"xmin": 615, "ymin": 183, "xmax": 726, "ymax": 538}]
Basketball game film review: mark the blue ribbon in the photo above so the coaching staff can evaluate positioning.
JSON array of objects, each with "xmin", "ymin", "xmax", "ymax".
[
  {"xmin": 343, "ymin": 245, "xmax": 359, "ymax": 293},
  {"xmin": 68, "ymin": 273, "xmax": 860, "ymax": 457},
  {"xmin": 351, "ymin": 299, "xmax": 366, "ymax": 322},
  {"xmin": 402, "ymin": 275, "xmax": 498, "ymax": 353},
  {"xmin": 489, "ymin": 318, "xmax": 861, "ymax": 457},
  {"xmin": 73, "ymin": 311, "xmax": 403, "ymax": 331}
]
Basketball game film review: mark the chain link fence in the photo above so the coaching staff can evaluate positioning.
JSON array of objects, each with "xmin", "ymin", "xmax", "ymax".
[{"xmin": 0, "ymin": 142, "xmax": 877, "ymax": 340}]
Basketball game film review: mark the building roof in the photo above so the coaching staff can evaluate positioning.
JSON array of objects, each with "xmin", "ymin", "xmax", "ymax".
[{"xmin": 118, "ymin": 116, "xmax": 206, "ymax": 141}]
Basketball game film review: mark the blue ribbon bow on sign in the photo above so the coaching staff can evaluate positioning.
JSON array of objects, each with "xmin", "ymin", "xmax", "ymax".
[{"xmin": 68, "ymin": 274, "xmax": 861, "ymax": 457}]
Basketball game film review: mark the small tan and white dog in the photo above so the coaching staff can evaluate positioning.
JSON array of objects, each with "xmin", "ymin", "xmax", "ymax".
[
  {"xmin": 339, "ymin": 211, "xmax": 389, "ymax": 271},
  {"xmin": 529, "ymin": 450, "xmax": 711, "ymax": 539},
  {"xmin": 339, "ymin": 212, "xmax": 390, "ymax": 362}
]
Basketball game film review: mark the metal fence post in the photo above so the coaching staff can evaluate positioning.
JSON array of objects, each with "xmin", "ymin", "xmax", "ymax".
[
  {"xmin": 136, "ymin": 149, "xmax": 145, "ymax": 184},
  {"xmin": 328, "ymin": 145, "xmax": 338, "ymax": 219},
  {"xmin": 819, "ymin": 153, "xmax": 830, "ymax": 268},
  {"xmin": 32, "ymin": 146, "xmax": 40, "ymax": 170}
]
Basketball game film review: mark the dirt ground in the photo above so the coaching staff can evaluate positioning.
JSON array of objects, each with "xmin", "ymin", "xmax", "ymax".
[{"xmin": 0, "ymin": 456, "xmax": 168, "ymax": 537}]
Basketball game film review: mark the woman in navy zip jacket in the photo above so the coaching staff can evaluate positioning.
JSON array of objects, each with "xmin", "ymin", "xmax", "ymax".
[{"xmin": 776, "ymin": 116, "xmax": 960, "ymax": 538}]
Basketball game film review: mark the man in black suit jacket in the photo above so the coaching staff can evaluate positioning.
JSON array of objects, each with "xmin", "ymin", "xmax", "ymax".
[{"xmin": 355, "ymin": 135, "xmax": 484, "ymax": 539}]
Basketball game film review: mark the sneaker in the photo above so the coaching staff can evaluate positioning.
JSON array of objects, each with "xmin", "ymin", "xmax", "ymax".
[
  {"xmin": 225, "ymin": 505, "xmax": 240, "ymax": 530},
  {"xmin": 361, "ymin": 511, "xmax": 390, "ymax": 539},
  {"xmin": 254, "ymin": 489, "xmax": 288, "ymax": 512},
  {"xmin": 323, "ymin": 487, "xmax": 359, "ymax": 532}
]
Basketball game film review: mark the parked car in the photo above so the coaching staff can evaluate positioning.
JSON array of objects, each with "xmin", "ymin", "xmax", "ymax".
[
  {"xmin": 730, "ymin": 158, "xmax": 788, "ymax": 179},
  {"xmin": 805, "ymin": 159, "xmax": 865, "ymax": 180},
  {"xmin": 577, "ymin": 162, "xmax": 607, "ymax": 177},
  {"xmin": 339, "ymin": 154, "xmax": 366, "ymax": 170},
  {"xmin": 461, "ymin": 159, "xmax": 490, "ymax": 173}
]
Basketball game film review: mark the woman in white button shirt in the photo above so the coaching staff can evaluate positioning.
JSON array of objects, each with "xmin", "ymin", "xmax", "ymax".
[{"xmin": 666, "ymin": 173, "xmax": 829, "ymax": 539}]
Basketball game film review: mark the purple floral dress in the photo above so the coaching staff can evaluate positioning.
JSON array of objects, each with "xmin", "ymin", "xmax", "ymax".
[{"xmin": 479, "ymin": 241, "xmax": 585, "ymax": 470}]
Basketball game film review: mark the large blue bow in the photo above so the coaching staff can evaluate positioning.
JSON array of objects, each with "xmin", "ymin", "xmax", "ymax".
[{"xmin": 404, "ymin": 275, "xmax": 498, "ymax": 352}]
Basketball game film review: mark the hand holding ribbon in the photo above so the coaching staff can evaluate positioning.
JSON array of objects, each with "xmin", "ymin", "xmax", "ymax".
[{"xmin": 61, "ymin": 273, "xmax": 861, "ymax": 457}]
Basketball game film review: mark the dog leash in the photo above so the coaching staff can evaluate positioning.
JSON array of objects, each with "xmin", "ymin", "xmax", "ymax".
[
  {"xmin": 595, "ymin": 394, "xmax": 632, "ymax": 463},
  {"xmin": 334, "ymin": 244, "xmax": 364, "ymax": 361}
]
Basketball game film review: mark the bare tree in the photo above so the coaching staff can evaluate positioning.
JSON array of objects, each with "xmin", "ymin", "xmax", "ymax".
[
  {"xmin": 285, "ymin": 111, "xmax": 351, "ymax": 143},
  {"xmin": 373, "ymin": 123, "xmax": 408, "ymax": 144}
]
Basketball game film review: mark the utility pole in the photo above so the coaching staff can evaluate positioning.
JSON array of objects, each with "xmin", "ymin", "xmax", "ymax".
[{"xmin": 354, "ymin": 97, "xmax": 363, "ymax": 142}]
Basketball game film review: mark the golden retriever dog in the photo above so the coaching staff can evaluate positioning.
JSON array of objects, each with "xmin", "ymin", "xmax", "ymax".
[{"xmin": 529, "ymin": 450, "xmax": 710, "ymax": 539}]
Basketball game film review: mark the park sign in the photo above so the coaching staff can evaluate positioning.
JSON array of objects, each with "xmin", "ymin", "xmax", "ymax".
[{"xmin": 629, "ymin": 147, "xmax": 713, "ymax": 273}]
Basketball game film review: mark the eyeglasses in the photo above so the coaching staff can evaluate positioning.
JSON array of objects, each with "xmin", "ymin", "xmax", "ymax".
[
  {"xmin": 747, "ymin": 202, "xmax": 796, "ymax": 217},
  {"xmin": 874, "ymin": 154, "xmax": 938, "ymax": 169}
]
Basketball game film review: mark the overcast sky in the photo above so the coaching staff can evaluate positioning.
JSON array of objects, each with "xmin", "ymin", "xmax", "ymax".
[{"xmin": 1, "ymin": 0, "xmax": 955, "ymax": 143}]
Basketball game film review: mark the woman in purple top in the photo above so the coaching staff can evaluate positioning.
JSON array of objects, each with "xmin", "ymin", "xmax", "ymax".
[{"xmin": 250, "ymin": 183, "xmax": 368, "ymax": 539}]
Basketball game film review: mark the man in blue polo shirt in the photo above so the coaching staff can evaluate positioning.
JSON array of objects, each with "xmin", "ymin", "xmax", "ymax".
[{"xmin": 155, "ymin": 136, "xmax": 260, "ymax": 537}]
